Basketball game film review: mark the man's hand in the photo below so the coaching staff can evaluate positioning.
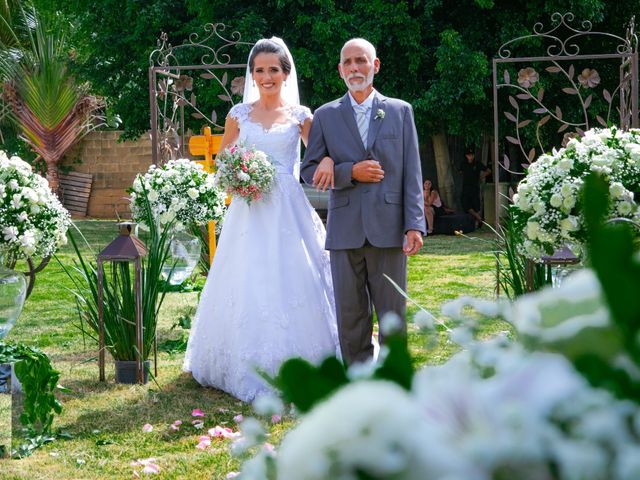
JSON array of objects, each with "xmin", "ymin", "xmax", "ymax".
[
  {"xmin": 403, "ymin": 230, "xmax": 423, "ymax": 256},
  {"xmin": 313, "ymin": 156, "xmax": 334, "ymax": 191},
  {"xmin": 352, "ymin": 160, "xmax": 384, "ymax": 183}
]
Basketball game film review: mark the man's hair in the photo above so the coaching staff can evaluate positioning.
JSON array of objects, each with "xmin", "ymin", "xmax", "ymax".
[
  {"xmin": 340, "ymin": 38, "xmax": 377, "ymax": 63},
  {"xmin": 249, "ymin": 39, "xmax": 292, "ymax": 75}
]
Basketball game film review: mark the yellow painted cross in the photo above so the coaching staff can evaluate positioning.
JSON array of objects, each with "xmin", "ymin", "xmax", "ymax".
[{"xmin": 188, "ymin": 126, "xmax": 228, "ymax": 265}]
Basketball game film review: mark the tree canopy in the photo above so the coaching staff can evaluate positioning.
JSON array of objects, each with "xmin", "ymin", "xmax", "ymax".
[{"xmin": 30, "ymin": 0, "xmax": 635, "ymax": 145}]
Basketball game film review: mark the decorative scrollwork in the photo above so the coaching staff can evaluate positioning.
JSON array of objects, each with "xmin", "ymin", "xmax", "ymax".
[
  {"xmin": 149, "ymin": 24, "xmax": 252, "ymax": 164},
  {"xmin": 149, "ymin": 23, "xmax": 252, "ymax": 68},
  {"xmin": 498, "ymin": 12, "xmax": 633, "ymax": 59}
]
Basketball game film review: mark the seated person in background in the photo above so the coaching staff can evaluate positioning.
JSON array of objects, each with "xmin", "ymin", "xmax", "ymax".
[{"xmin": 423, "ymin": 179, "xmax": 454, "ymax": 234}]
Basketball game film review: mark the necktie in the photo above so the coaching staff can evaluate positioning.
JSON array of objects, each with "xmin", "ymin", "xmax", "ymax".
[{"xmin": 353, "ymin": 104, "xmax": 369, "ymax": 147}]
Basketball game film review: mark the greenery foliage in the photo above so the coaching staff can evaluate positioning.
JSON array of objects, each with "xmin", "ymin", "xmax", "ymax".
[{"xmin": 0, "ymin": 342, "xmax": 65, "ymax": 457}]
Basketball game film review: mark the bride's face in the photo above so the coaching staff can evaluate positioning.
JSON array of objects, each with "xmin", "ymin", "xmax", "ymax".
[{"xmin": 252, "ymin": 53, "xmax": 288, "ymax": 97}]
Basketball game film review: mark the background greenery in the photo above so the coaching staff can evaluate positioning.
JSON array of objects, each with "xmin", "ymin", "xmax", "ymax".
[{"xmin": 22, "ymin": 0, "xmax": 635, "ymax": 145}]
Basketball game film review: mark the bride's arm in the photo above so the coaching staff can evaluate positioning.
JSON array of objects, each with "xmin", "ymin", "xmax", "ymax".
[{"xmin": 218, "ymin": 115, "xmax": 240, "ymax": 152}]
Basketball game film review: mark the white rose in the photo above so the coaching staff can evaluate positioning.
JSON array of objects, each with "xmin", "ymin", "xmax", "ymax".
[
  {"xmin": 11, "ymin": 194, "xmax": 22, "ymax": 209},
  {"xmin": 562, "ymin": 195, "xmax": 576, "ymax": 211},
  {"xmin": 147, "ymin": 189, "xmax": 159, "ymax": 202},
  {"xmin": 187, "ymin": 188, "xmax": 199, "ymax": 200},
  {"xmin": 617, "ymin": 201, "xmax": 633, "ymax": 216},
  {"xmin": 0, "ymin": 184, "xmax": 5, "ymax": 198},
  {"xmin": 17, "ymin": 212, "xmax": 29, "ymax": 223},
  {"xmin": 526, "ymin": 221, "xmax": 540, "ymax": 240},
  {"xmin": 534, "ymin": 202, "xmax": 546, "ymax": 215},
  {"xmin": 557, "ymin": 157, "xmax": 573, "ymax": 172},
  {"xmin": 3, "ymin": 226, "xmax": 19, "ymax": 242},
  {"xmin": 277, "ymin": 381, "xmax": 456, "ymax": 480},
  {"xmin": 609, "ymin": 182, "xmax": 625, "ymax": 199},
  {"xmin": 560, "ymin": 216, "xmax": 579, "ymax": 234},
  {"xmin": 550, "ymin": 193, "xmax": 563, "ymax": 208},
  {"xmin": 237, "ymin": 171, "xmax": 251, "ymax": 182},
  {"xmin": 30, "ymin": 204, "xmax": 41, "ymax": 215},
  {"xmin": 158, "ymin": 211, "xmax": 175, "ymax": 224}
]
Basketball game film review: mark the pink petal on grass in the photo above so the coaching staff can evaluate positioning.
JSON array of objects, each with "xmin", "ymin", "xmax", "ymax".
[
  {"xmin": 192, "ymin": 420, "xmax": 204, "ymax": 429},
  {"xmin": 196, "ymin": 435, "xmax": 211, "ymax": 450},
  {"xmin": 132, "ymin": 458, "xmax": 160, "ymax": 475},
  {"xmin": 208, "ymin": 426, "xmax": 240, "ymax": 439},
  {"xmin": 233, "ymin": 414, "xmax": 244, "ymax": 423},
  {"xmin": 191, "ymin": 408, "xmax": 205, "ymax": 417},
  {"xmin": 142, "ymin": 423, "xmax": 153, "ymax": 433},
  {"xmin": 170, "ymin": 420, "xmax": 182, "ymax": 431},
  {"xmin": 271, "ymin": 415, "xmax": 281, "ymax": 424}
]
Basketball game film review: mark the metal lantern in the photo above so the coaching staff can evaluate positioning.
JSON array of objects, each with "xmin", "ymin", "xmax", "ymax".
[{"xmin": 97, "ymin": 222, "xmax": 150, "ymax": 384}]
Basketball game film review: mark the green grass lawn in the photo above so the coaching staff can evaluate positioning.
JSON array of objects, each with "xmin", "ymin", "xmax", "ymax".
[{"xmin": 1, "ymin": 221, "xmax": 498, "ymax": 479}]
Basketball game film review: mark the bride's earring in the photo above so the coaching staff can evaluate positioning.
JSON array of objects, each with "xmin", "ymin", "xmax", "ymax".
[
  {"xmin": 284, "ymin": 79, "xmax": 287, "ymax": 87},
  {"xmin": 252, "ymin": 79, "xmax": 256, "ymax": 87}
]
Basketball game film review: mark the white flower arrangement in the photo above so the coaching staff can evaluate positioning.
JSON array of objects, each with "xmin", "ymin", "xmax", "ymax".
[
  {"xmin": 235, "ymin": 269, "xmax": 640, "ymax": 480},
  {"xmin": 129, "ymin": 159, "xmax": 226, "ymax": 230},
  {"xmin": 511, "ymin": 127, "xmax": 640, "ymax": 259},
  {"xmin": 0, "ymin": 151, "xmax": 70, "ymax": 259}
]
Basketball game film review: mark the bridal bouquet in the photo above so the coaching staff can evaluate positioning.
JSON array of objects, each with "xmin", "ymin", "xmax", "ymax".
[
  {"xmin": 0, "ymin": 151, "xmax": 70, "ymax": 259},
  {"xmin": 129, "ymin": 158, "xmax": 226, "ymax": 230},
  {"xmin": 511, "ymin": 127, "xmax": 640, "ymax": 259},
  {"xmin": 214, "ymin": 144, "xmax": 275, "ymax": 204}
]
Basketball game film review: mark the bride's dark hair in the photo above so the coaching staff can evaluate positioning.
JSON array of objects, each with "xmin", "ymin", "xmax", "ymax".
[{"xmin": 249, "ymin": 39, "xmax": 292, "ymax": 75}]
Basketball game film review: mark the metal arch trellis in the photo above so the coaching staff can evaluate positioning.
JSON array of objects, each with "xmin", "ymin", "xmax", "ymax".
[
  {"xmin": 492, "ymin": 11, "xmax": 639, "ymax": 231},
  {"xmin": 148, "ymin": 23, "xmax": 254, "ymax": 165}
]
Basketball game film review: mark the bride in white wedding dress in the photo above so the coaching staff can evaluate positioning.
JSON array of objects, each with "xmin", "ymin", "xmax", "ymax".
[{"xmin": 183, "ymin": 38, "xmax": 340, "ymax": 402}]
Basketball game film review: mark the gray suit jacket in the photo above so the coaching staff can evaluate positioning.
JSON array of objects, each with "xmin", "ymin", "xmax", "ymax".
[{"xmin": 302, "ymin": 91, "xmax": 426, "ymax": 250}]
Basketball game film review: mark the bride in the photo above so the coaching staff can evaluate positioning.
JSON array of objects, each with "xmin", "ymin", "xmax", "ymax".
[{"xmin": 183, "ymin": 38, "xmax": 340, "ymax": 402}]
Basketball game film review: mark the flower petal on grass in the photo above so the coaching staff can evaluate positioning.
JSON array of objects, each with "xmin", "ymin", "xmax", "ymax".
[
  {"xmin": 191, "ymin": 408, "xmax": 205, "ymax": 417},
  {"xmin": 142, "ymin": 423, "xmax": 153, "ymax": 433}
]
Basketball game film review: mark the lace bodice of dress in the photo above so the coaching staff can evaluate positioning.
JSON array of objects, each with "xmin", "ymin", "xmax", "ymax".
[{"xmin": 229, "ymin": 103, "xmax": 312, "ymax": 174}]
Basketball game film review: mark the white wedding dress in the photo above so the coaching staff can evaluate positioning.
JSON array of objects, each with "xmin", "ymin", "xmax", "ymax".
[{"xmin": 183, "ymin": 103, "xmax": 340, "ymax": 402}]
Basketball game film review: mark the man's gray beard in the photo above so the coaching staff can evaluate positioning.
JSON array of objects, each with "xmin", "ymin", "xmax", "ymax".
[{"xmin": 343, "ymin": 70, "xmax": 374, "ymax": 92}]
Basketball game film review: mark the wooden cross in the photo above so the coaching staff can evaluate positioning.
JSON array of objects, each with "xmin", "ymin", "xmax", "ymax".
[{"xmin": 188, "ymin": 126, "xmax": 227, "ymax": 265}]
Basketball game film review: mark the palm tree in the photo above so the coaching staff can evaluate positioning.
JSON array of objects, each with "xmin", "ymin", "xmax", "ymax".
[{"xmin": 0, "ymin": 1, "xmax": 103, "ymax": 193}]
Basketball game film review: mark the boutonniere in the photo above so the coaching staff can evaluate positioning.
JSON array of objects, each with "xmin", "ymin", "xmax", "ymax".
[{"xmin": 375, "ymin": 109, "xmax": 385, "ymax": 120}]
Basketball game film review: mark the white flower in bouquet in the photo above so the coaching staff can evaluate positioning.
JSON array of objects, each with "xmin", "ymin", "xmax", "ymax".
[
  {"xmin": 129, "ymin": 159, "xmax": 226, "ymax": 230},
  {"xmin": 0, "ymin": 151, "xmax": 70, "ymax": 259},
  {"xmin": 511, "ymin": 127, "xmax": 640, "ymax": 258},
  {"xmin": 215, "ymin": 144, "xmax": 276, "ymax": 205},
  {"xmin": 276, "ymin": 381, "xmax": 457, "ymax": 480}
]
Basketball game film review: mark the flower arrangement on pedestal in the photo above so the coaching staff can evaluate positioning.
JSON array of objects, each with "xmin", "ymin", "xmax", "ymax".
[
  {"xmin": 129, "ymin": 158, "xmax": 226, "ymax": 230},
  {"xmin": 0, "ymin": 151, "xmax": 70, "ymax": 261},
  {"xmin": 510, "ymin": 127, "xmax": 640, "ymax": 259}
]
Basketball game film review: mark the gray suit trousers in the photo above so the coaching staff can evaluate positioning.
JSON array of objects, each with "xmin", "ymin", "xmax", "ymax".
[{"xmin": 330, "ymin": 246, "xmax": 407, "ymax": 365}]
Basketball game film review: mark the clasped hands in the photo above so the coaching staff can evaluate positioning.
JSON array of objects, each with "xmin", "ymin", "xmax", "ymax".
[{"xmin": 312, "ymin": 157, "xmax": 384, "ymax": 191}]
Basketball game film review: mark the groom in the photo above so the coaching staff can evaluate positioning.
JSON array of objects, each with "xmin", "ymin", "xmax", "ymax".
[{"xmin": 301, "ymin": 38, "xmax": 425, "ymax": 365}]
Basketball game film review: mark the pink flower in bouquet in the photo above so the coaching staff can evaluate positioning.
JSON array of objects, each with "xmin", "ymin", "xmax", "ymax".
[{"xmin": 215, "ymin": 143, "xmax": 276, "ymax": 205}]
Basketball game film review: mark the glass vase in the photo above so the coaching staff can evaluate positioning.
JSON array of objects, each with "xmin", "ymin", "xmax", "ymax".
[
  {"xmin": 0, "ymin": 254, "xmax": 27, "ymax": 340},
  {"xmin": 160, "ymin": 231, "xmax": 201, "ymax": 285}
]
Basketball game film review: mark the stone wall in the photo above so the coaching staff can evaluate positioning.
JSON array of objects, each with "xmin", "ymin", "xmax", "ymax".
[{"xmin": 61, "ymin": 131, "xmax": 152, "ymax": 218}]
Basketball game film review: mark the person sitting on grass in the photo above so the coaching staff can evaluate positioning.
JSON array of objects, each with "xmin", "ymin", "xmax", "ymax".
[{"xmin": 423, "ymin": 178, "xmax": 454, "ymax": 235}]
